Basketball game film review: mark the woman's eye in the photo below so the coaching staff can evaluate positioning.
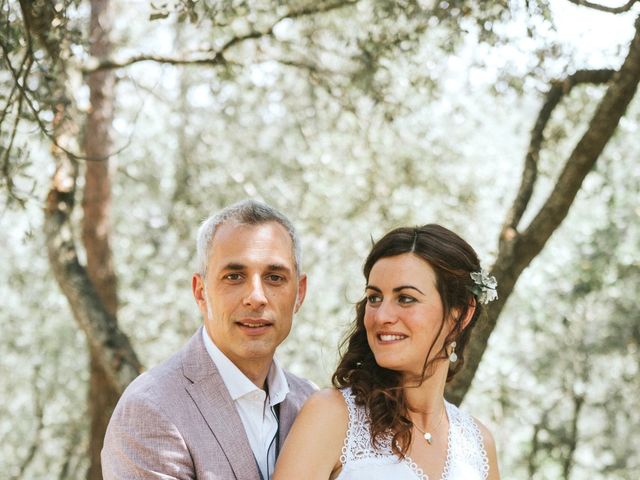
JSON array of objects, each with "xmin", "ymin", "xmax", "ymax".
[
  {"xmin": 367, "ymin": 294, "xmax": 382, "ymax": 304},
  {"xmin": 398, "ymin": 295, "xmax": 416, "ymax": 304}
]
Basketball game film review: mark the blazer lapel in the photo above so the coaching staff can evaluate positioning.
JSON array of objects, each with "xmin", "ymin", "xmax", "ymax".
[
  {"xmin": 277, "ymin": 397, "xmax": 297, "ymax": 448},
  {"xmin": 182, "ymin": 329, "xmax": 260, "ymax": 480},
  {"xmin": 277, "ymin": 373, "xmax": 306, "ymax": 447}
]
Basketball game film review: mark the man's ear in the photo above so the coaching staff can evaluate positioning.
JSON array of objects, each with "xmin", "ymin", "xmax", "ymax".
[
  {"xmin": 192, "ymin": 273, "xmax": 207, "ymax": 314},
  {"xmin": 294, "ymin": 273, "xmax": 307, "ymax": 313}
]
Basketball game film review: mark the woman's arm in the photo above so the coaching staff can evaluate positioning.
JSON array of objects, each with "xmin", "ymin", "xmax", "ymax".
[
  {"xmin": 475, "ymin": 417, "xmax": 501, "ymax": 480},
  {"xmin": 274, "ymin": 389, "xmax": 348, "ymax": 480}
]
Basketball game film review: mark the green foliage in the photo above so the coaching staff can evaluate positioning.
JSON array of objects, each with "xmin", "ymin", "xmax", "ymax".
[
  {"xmin": 1, "ymin": 202, "xmax": 90, "ymax": 479},
  {"xmin": 1, "ymin": 0, "xmax": 639, "ymax": 478},
  {"xmin": 466, "ymin": 107, "xmax": 640, "ymax": 478}
]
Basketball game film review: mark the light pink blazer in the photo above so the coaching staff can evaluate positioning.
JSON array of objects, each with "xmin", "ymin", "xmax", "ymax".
[{"xmin": 102, "ymin": 327, "xmax": 315, "ymax": 479}]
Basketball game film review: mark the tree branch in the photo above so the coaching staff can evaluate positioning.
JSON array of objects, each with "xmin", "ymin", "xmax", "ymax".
[
  {"xmin": 82, "ymin": 52, "xmax": 228, "ymax": 72},
  {"xmin": 502, "ymin": 69, "xmax": 615, "ymax": 237},
  {"xmin": 446, "ymin": 14, "xmax": 640, "ymax": 405},
  {"xmin": 10, "ymin": 365, "xmax": 45, "ymax": 480},
  {"xmin": 523, "ymin": 17, "xmax": 640, "ymax": 256},
  {"xmin": 566, "ymin": 0, "xmax": 639, "ymax": 14},
  {"xmin": 562, "ymin": 390, "xmax": 585, "ymax": 479},
  {"xmin": 0, "ymin": 38, "xmax": 35, "ymax": 204},
  {"xmin": 0, "ymin": 39, "xmax": 33, "ymax": 127},
  {"xmin": 57, "ymin": 422, "xmax": 83, "ymax": 480},
  {"xmin": 18, "ymin": 0, "xmax": 59, "ymax": 60},
  {"xmin": 83, "ymin": 0, "xmax": 118, "ymax": 316},
  {"xmin": 44, "ymin": 120, "xmax": 142, "ymax": 392},
  {"xmin": 1, "ymin": 79, "xmax": 26, "ymax": 202},
  {"xmin": 84, "ymin": 0, "xmax": 359, "ymax": 73},
  {"xmin": 526, "ymin": 412, "xmax": 541, "ymax": 476},
  {"xmin": 2, "ymin": 50, "xmax": 137, "ymax": 163}
]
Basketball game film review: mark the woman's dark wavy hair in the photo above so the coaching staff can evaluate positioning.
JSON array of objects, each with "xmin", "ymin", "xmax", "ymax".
[{"xmin": 332, "ymin": 224, "xmax": 485, "ymax": 457}]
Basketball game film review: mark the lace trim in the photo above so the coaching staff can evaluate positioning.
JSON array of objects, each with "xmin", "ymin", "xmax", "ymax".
[
  {"xmin": 339, "ymin": 387, "xmax": 395, "ymax": 464},
  {"xmin": 441, "ymin": 399, "xmax": 489, "ymax": 480},
  {"xmin": 457, "ymin": 406, "xmax": 490, "ymax": 478},
  {"xmin": 338, "ymin": 388, "xmax": 489, "ymax": 480},
  {"xmin": 403, "ymin": 401, "xmax": 455, "ymax": 480},
  {"xmin": 404, "ymin": 457, "xmax": 428, "ymax": 480}
]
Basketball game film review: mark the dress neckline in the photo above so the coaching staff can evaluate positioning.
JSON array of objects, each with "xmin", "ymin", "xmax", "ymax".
[{"xmin": 402, "ymin": 400, "xmax": 453, "ymax": 480}]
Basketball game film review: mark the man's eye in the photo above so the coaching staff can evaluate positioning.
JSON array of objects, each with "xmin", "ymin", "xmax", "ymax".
[
  {"xmin": 224, "ymin": 273, "xmax": 242, "ymax": 281},
  {"xmin": 266, "ymin": 274, "xmax": 285, "ymax": 283}
]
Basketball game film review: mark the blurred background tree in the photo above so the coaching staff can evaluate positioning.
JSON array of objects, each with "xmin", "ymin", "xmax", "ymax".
[{"xmin": 1, "ymin": 0, "xmax": 638, "ymax": 478}]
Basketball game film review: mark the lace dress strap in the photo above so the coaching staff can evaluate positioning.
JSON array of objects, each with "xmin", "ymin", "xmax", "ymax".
[
  {"xmin": 443, "ymin": 401, "xmax": 490, "ymax": 480},
  {"xmin": 339, "ymin": 387, "xmax": 373, "ymax": 464},
  {"xmin": 337, "ymin": 389, "xmax": 490, "ymax": 480}
]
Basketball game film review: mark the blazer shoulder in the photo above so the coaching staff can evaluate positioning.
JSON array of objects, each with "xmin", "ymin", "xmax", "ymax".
[
  {"xmin": 117, "ymin": 347, "xmax": 186, "ymax": 408},
  {"xmin": 284, "ymin": 369, "xmax": 317, "ymax": 397},
  {"xmin": 122, "ymin": 328, "xmax": 207, "ymax": 400}
]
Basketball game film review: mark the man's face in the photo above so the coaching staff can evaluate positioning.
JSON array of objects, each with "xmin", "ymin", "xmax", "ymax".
[{"xmin": 192, "ymin": 221, "xmax": 306, "ymax": 379}]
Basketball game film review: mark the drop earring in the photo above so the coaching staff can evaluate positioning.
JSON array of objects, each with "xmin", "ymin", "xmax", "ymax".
[{"xmin": 448, "ymin": 341, "xmax": 458, "ymax": 363}]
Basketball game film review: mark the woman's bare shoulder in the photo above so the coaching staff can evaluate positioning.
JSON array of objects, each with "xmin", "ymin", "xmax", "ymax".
[
  {"xmin": 298, "ymin": 388, "xmax": 349, "ymax": 425},
  {"xmin": 472, "ymin": 416, "xmax": 496, "ymax": 447},
  {"xmin": 274, "ymin": 388, "xmax": 349, "ymax": 480}
]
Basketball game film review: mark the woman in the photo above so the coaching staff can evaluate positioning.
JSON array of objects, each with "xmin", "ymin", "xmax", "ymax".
[{"xmin": 274, "ymin": 224, "xmax": 500, "ymax": 480}]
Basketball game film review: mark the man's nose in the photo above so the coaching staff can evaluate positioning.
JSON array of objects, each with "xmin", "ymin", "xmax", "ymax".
[{"xmin": 243, "ymin": 276, "xmax": 267, "ymax": 309}]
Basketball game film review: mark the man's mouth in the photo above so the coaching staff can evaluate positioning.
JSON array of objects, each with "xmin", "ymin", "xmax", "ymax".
[
  {"xmin": 236, "ymin": 318, "xmax": 273, "ymax": 330},
  {"xmin": 239, "ymin": 322, "xmax": 271, "ymax": 328}
]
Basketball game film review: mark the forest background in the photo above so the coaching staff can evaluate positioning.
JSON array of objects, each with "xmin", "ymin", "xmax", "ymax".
[{"xmin": 1, "ymin": 0, "xmax": 639, "ymax": 479}]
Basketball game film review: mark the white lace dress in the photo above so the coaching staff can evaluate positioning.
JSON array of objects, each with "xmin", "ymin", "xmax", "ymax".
[{"xmin": 335, "ymin": 388, "xmax": 489, "ymax": 480}]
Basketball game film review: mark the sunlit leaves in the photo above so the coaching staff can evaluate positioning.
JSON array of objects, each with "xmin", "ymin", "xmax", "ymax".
[{"xmin": 1, "ymin": 0, "xmax": 639, "ymax": 478}]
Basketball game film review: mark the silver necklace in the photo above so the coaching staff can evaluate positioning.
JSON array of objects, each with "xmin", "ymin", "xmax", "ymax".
[{"xmin": 412, "ymin": 407, "xmax": 446, "ymax": 445}]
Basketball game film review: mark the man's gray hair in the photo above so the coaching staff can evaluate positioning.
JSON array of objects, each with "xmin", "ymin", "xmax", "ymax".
[{"xmin": 196, "ymin": 199, "xmax": 302, "ymax": 277}]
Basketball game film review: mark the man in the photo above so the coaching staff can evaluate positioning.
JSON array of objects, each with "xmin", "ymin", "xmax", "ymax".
[{"xmin": 102, "ymin": 200, "xmax": 316, "ymax": 479}]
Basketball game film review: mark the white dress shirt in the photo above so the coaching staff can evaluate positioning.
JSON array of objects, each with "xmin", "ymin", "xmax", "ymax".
[{"xmin": 202, "ymin": 327, "xmax": 289, "ymax": 480}]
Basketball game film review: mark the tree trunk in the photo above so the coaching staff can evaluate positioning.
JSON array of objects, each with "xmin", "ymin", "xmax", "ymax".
[
  {"xmin": 19, "ymin": 5, "xmax": 143, "ymax": 477},
  {"xmin": 44, "ymin": 120, "xmax": 142, "ymax": 477},
  {"xmin": 446, "ymin": 15, "xmax": 640, "ymax": 405},
  {"xmin": 82, "ymin": 1, "xmax": 120, "ymax": 478}
]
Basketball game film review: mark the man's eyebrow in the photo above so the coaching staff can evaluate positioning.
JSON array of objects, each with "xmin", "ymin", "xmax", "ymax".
[
  {"xmin": 222, "ymin": 263, "xmax": 246, "ymax": 271},
  {"xmin": 221, "ymin": 263, "xmax": 293, "ymax": 273},
  {"xmin": 267, "ymin": 264, "xmax": 292, "ymax": 273}
]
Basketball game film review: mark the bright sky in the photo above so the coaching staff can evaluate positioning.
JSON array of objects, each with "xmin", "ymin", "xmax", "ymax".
[{"xmin": 551, "ymin": 0, "xmax": 638, "ymax": 64}]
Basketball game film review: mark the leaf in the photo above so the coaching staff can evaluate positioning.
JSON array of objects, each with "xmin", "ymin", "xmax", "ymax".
[{"xmin": 149, "ymin": 11, "xmax": 170, "ymax": 21}]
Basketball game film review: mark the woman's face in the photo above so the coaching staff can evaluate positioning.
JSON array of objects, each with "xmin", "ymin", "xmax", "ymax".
[{"xmin": 364, "ymin": 253, "xmax": 449, "ymax": 377}]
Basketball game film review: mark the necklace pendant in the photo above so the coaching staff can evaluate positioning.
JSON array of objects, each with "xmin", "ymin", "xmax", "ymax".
[{"xmin": 424, "ymin": 432, "xmax": 432, "ymax": 444}]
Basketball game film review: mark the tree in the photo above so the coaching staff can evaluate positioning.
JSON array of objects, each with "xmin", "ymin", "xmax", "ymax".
[
  {"xmin": 448, "ymin": 8, "xmax": 640, "ymax": 403},
  {"xmin": 2, "ymin": 0, "xmax": 639, "ymax": 477}
]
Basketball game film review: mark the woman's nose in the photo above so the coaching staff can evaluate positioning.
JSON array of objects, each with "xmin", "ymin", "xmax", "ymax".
[{"xmin": 374, "ymin": 301, "xmax": 398, "ymax": 325}]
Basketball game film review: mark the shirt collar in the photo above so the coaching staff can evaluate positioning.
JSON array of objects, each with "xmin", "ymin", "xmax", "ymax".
[{"xmin": 201, "ymin": 326, "xmax": 289, "ymax": 405}]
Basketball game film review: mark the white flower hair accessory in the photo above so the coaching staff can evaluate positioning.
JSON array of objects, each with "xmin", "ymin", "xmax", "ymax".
[{"xmin": 469, "ymin": 269, "xmax": 498, "ymax": 304}]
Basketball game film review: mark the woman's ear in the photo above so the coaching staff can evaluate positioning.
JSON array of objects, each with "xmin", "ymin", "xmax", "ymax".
[
  {"xmin": 450, "ymin": 297, "xmax": 477, "ymax": 332},
  {"xmin": 461, "ymin": 297, "xmax": 477, "ymax": 330}
]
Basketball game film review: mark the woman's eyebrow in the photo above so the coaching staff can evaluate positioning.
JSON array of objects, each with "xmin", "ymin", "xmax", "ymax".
[
  {"xmin": 393, "ymin": 285, "xmax": 424, "ymax": 295},
  {"xmin": 365, "ymin": 285, "xmax": 425, "ymax": 295}
]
